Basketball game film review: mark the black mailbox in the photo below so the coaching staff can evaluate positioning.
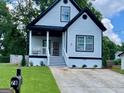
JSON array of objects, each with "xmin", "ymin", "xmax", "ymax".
[
  {"xmin": 11, "ymin": 77, "xmax": 19, "ymax": 89},
  {"xmin": 10, "ymin": 68, "xmax": 22, "ymax": 93},
  {"xmin": 11, "ymin": 76, "xmax": 22, "ymax": 89}
]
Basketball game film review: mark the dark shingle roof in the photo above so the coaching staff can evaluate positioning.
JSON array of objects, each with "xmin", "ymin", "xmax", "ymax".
[{"xmin": 64, "ymin": 8, "xmax": 106, "ymax": 31}]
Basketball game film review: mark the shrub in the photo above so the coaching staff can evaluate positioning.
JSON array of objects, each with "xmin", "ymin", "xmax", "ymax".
[
  {"xmin": 0, "ymin": 56, "xmax": 10, "ymax": 63},
  {"xmin": 82, "ymin": 64, "xmax": 87, "ymax": 68},
  {"xmin": 21, "ymin": 55, "xmax": 26, "ymax": 66},
  {"xmin": 40, "ymin": 61, "xmax": 45, "ymax": 66},
  {"xmin": 72, "ymin": 65, "xmax": 76, "ymax": 68},
  {"xmin": 94, "ymin": 65, "xmax": 98, "ymax": 68},
  {"xmin": 113, "ymin": 59, "xmax": 121, "ymax": 65},
  {"xmin": 30, "ymin": 62, "xmax": 33, "ymax": 66}
]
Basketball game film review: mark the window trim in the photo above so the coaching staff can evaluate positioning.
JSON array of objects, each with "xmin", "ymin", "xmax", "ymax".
[
  {"xmin": 60, "ymin": 6, "xmax": 71, "ymax": 22},
  {"xmin": 75, "ymin": 35, "xmax": 94, "ymax": 52}
]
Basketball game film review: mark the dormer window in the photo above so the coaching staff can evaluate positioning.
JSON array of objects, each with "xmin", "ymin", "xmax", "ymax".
[{"xmin": 60, "ymin": 6, "xmax": 70, "ymax": 22}]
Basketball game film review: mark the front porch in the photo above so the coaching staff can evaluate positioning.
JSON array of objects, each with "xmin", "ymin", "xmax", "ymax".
[
  {"xmin": 29, "ymin": 30, "xmax": 66, "ymax": 66},
  {"xmin": 29, "ymin": 31, "xmax": 62, "ymax": 56}
]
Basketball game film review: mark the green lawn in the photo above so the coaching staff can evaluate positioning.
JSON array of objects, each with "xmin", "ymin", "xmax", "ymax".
[
  {"xmin": 112, "ymin": 65, "xmax": 124, "ymax": 74},
  {"xmin": 0, "ymin": 64, "xmax": 60, "ymax": 93}
]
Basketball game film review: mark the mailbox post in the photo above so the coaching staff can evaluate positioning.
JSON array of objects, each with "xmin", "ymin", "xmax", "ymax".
[{"xmin": 10, "ymin": 68, "xmax": 22, "ymax": 93}]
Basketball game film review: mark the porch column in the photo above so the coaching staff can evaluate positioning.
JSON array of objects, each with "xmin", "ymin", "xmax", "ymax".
[
  {"xmin": 47, "ymin": 31, "xmax": 50, "ymax": 65},
  {"xmin": 29, "ymin": 31, "xmax": 32, "ymax": 55}
]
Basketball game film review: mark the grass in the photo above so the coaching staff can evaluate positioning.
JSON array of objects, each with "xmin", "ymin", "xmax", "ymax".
[
  {"xmin": 0, "ymin": 63, "xmax": 60, "ymax": 93},
  {"xmin": 112, "ymin": 65, "xmax": 124, "ymax": 74}
]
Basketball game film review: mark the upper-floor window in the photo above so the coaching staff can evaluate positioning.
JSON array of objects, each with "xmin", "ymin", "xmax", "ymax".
[
  {"xmin": 60, "ymin": 6, "xmax": 70, "ymax": 22},
  {"xmin": 76, "ymin": 35, "xmax": 94, "ymax": 52}
]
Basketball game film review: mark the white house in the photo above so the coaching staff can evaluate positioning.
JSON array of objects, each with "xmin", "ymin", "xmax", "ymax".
[
  {"xmin": 118, "ymin": 52, "xmax": 124, "ymax": 70},
  {"xmin": 27, "ymin": 0, "xmax": 106, "ymax": 68}
]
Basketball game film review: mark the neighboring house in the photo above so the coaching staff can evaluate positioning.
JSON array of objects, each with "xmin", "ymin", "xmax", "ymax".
[
  {"xmin": 27, "ymin": 0, "xmax": 106, "ymax": 68},
  {"xmin": 118, "ymin": 52, "xmax": 124, "ymax": 70},
  {"xmin": 115, "ymin": 51, "xmax": 123, "ymax": 60}
]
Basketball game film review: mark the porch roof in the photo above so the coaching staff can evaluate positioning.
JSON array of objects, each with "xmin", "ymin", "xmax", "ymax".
[{"xmin": 27, "ymin": 25, "xmax": 65, "ymax": 32}]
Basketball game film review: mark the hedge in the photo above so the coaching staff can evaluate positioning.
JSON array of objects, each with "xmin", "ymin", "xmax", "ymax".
[{"xmin": 0, "ymin": 56, "xmax": 10, "ymax": 63}]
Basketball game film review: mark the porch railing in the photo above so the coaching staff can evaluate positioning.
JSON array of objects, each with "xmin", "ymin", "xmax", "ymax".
[{"xmin": 32, "ymin": 47, "xmax": 46, "ymax": 56}]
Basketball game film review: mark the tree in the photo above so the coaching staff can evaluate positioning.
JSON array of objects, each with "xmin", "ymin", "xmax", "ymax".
[
  {"xmin": 2, "ymin": 27, "xmax": 26, "ymax": 55},
  {"xmin": 119, "ymin": 43, "xmax": 124, "ymax": 51},
  {"xmin": 21, "ymin": 55, "xmax": 26, "ymax": 66},
  {"xmin": 103, "ymin": 36, "xmax": 118, "ymax": 67},
  {"xmin": 7, "ymin": 0, "xmax": 55, "ymax": 55},
  {"xmin": 0, "ymin": 1, "xmax": 13, "ymax": 55},
  {"xmin": 76, "ymin": 0, "xmax": 102, "ymax": 20},
  {"xmin": 0, "ymin": 1, "xmax": 12, "ymax": 36},
  {"xmin": 0, "ymin": 1, "xmax": 26, "ymax": 56}
]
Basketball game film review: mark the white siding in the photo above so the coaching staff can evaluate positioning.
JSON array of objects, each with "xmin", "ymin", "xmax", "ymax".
[
  {"xmin": 32, "ymin": 36, "xmax": 43, "ymax": 50},
  {"xmin": 29, "ymin": 58, "xmax": 47, "ymax": 66},
  {"xmin": 67, "ymin": 13, "xmax": 102, "ymax": 58},
  {"xmin": 68, "ymin": 59, "xmax": 102, "ymax": 68},
  {"xmin": 35, "ymin": 0, "xmax": 79, "ymax": 26}
]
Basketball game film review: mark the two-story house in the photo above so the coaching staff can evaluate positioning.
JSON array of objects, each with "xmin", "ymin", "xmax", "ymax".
[{"xmin": 27, "ymin": 0, "xmax": 106, "ymax": 68}]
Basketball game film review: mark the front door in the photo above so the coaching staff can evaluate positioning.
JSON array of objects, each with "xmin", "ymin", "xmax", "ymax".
[{"xmin": 52, "ymin": 42, "xmax": 59, "ymax": 56}]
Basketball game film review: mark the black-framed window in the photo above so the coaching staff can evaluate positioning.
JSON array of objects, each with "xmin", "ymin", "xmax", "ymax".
[
  {"xmin": 76, "ymin": 35, "xmax": 94, "ymax": 52},
  {"xmin": 60, "ymin": 6, "xmax": 70, "ymax": 22}
]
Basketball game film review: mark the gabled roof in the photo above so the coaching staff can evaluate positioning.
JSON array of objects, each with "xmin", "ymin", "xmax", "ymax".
[
  {"xmin": 27, "ymin": 0, "xmax": 81, "ymax": 28},
  {"xmin": 64, "ymin": 8, "xmax": 106, "ymax": 31}
]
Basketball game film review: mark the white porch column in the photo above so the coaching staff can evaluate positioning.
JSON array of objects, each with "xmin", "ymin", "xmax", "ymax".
[
  {"xmin": 47, "ymin": 31, "xmax": 50, "ymax": 65},
  {"xmin": 29, "ymin": 31, "xmax": 32, "ymax": 55}
]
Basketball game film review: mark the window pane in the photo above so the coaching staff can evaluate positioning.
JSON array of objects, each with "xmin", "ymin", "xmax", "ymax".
[
  {"xmin": 42, "ymin": 40, "xmax": 51, "ymax": 54},
  {"xmin": 76, "ymin": 36, "xmax": 84, "ymax": 51},
  {"xmin": 42, "ymin": 40, "xmax": 46, "ymax": 47},
  {"xmin": 86, "ymin": 36, "xmax": 93, "ymax": 44},
  {"xmin": 86, "ymin": 44, "xmax": 93, "ymax": 51},
  {"xmin": 86, "ymin": 36, "xmax": 94, "ymax": 51},
  {"xmin": 61, "ymin": 6, "xmax": 70, "ymax": 22},
  {"xmin": 76, "ymin": 35, "xmax": 94, "ymax": 52}
]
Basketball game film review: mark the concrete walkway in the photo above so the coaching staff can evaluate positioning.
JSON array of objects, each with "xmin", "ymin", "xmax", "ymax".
[{"xmin": 50, "ymin": 67, "xmax": 124, "ymax": 93}]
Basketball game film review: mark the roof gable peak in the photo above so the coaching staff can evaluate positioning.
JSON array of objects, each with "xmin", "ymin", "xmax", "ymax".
[
  {"xmin": 64, "ymin": 7, "xmax": 106, "ymax": 31},
  {"xmin": 27, "ymin": 0, "xmax": 81, "ymax": 28}
]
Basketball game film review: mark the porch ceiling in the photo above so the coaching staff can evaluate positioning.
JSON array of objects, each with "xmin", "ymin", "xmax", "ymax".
[
  {"xmin": 28, "ymin": 25, "xmax": 65, "ymax": 32},
  {"xmin": 32, "ymin": 30, "xmax": 62, "ymax": 37}
]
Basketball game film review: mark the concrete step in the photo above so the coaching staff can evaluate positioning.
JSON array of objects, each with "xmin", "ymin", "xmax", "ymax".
[{"xmin": 50, "ymin": 56, "xmax": 66, "ymax": 66}]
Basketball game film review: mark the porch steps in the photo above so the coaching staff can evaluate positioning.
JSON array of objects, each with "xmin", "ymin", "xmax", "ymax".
[{"xmin": 50, "ymin": 56, "xmax": 66, "ymax": 67}]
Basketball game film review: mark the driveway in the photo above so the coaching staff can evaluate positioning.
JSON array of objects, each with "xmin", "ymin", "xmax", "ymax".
[{"xmin": 50, "ymin": 67, "xmax": 124, "ymax": 93}]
